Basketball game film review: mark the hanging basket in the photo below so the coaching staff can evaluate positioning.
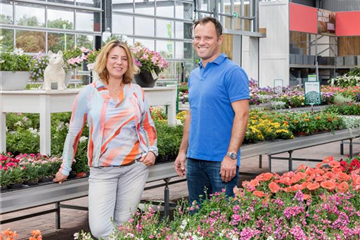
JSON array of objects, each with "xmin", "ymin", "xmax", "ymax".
[{"xmin": 134, "ymin": 70, "xmax": 158, "ymax": 88}]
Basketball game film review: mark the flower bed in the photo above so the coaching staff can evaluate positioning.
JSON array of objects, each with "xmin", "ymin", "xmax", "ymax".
[
  {"xmin": 0, "ymin": 153, "xmax": 62, "ymax": 190},
  {"xmin": 75, "ymin": 156, "xmax": 360, "ymax": 239}
]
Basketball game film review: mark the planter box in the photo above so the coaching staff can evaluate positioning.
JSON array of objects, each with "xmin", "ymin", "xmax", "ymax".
[
  {"xmin": 335, "ymin": 56, "xmax": 344, "ymax": 66},
  {"xmin": 345, "ymin": 55, "xmax": 355, "ymax": 66},
  {"xmin": 0, "ymin": 71, "xmax": 29, "ymax": 91}
]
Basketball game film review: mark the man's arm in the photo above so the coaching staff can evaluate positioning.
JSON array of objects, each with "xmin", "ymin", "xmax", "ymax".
[
  {"xmin": 174, "ymin": 110, "xmax": 191, "ymax": 177},
  {"xmin": 220, "ymin": 99, "xmax": 249, "ymax": 182}
]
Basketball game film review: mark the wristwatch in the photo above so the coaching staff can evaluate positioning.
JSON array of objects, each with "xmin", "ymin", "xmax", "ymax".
[{"xmin": 226, "ymin": 152, "xmax": 238, "ymax": 160}]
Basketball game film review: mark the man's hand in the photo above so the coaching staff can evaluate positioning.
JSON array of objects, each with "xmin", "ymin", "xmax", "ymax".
[
  {"xmin": 53, "ymin": 171, "xmax": 68, "ymax": 184},
  {"xmin": 174, "ymin": 152, "xmax": 187, "ymax": 177},
  {"xmin": 140, "ymin": 151, "xmax": 156, "ymax": 166},
  {"xmin": 220, "ymin": 156, "xmax": 237, "ymax": 182}
]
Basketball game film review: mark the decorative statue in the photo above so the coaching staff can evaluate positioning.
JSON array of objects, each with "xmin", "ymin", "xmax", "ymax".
[{"xmin": 43, "ymin": 50, "xmax": 66, "ymax": 91}]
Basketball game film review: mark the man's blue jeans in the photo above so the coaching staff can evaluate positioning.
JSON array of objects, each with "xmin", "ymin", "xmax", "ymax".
[{"xmin": 186, "ymin": 158, "xmax": 239, "ymax": 205}]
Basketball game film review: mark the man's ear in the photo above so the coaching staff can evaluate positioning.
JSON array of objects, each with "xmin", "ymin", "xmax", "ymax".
[{"xmin": 218, "ymin": 35, "xmax": 223, "ymax": 45}]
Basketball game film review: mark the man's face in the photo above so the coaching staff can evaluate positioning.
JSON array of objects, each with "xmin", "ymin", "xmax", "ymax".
[{"xmin": 193, "ymin": 22, "xmax": 222, "ymax": 62}]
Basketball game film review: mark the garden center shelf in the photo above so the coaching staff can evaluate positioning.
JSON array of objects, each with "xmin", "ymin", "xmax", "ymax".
[{"xmin": 1, "ymin": 128, "xmax": 359, "ymax": 227}]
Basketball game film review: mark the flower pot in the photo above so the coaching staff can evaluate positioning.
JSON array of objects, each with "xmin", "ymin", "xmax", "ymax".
[
  {"xmin": 0, "ymin": 71, "xmax": 29, "ymax": 91},
  {"xmin": 9, "ymin": 182, "xmax": 24, "ymax": 189},
  {"xmin": 134, "ymin": 70, "xmax": 157, "ymax": 88},
  {"xmin": 24, "ymin": 179, "xmax": 39, "ymax": 186},
  {"xmin": 297, "ymin": 132, "xmax": 307, "ymax": 137},
  {"xmin": 51, "ymin": 71, "xmax": 72, "ymax": 90},
  {"xmin": 76, "ymin": 171, "xmax": 87, "ymax": 178}
]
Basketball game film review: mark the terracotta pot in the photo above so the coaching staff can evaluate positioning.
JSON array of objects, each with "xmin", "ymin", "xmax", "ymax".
[
  {"xmin": 76, "ymin": 172, "xmax": 87, "ymax": 178},
  {"xmin": 297, "ymin": 132, "xmax": 307, "ymax": 136}
]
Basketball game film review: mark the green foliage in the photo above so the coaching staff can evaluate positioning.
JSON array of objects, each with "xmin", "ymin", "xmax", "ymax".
[
  {"xmin": 155, "ymin": 121, "xmax": 183, "ymax": 161},
  {"xmin": 334, "ymin": 93, "xmax": 355, "ymax": 104},
  {"xmin": 0, "ymin": 170, "xmax": 11, "ymax": 187},
  {"xmin": 0, "ymin": 48, "xmax": 31, "ymax": 71},
  {"xmin": 326, "ymin": 103, "xmax": 360, "ymax": 116}
]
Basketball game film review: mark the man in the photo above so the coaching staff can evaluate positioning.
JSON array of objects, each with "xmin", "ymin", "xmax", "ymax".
[{"xmin": 174, "ymin": 17, "xmax": 249, "ymax": 205}]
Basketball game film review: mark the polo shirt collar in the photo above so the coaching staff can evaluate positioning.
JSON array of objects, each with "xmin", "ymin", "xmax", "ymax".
[{"xmin": 198, "ymin": 53, "xmax": 227, "ymax": 68}]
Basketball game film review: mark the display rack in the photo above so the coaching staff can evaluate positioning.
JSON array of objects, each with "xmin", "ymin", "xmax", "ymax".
[{"xmin": 1, "ymin": 128, "xmax": 359, "ymax": 228}]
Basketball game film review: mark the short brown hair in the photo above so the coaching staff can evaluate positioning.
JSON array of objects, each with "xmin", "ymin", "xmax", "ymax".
[
  {"xmin": 193, "ymin": 17, "xmax": 223, "ymax": 39},
  {"xmin": 94, "ymin": 40, "xmax": 139, "ymax": 85}
]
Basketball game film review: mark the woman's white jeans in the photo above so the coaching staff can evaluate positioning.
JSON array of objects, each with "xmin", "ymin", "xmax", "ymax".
[{"xmin": 88, "ymin": 161, "xmax": 149, "ymax": 239}]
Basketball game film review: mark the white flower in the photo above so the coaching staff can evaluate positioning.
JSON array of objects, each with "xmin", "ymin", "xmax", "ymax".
[
  {"xmin": 79, "ymin": 136, "xmax": 88, "ymax": 143},
  {"xmin": 28, "ymin": 128, "xmax": 40, "ymax": 136},
  {"xmin": 12, "ymin": 48, "xmax": 24, "ymax": 55},
  {"xmin": 56, "ymin": 121, "xmax": 64, "ymax": 131},
  {"xmin": 14, "ymin": 121, "xmax": 23, "ymax": 127},
  {"xmin": 266, "ymin": 236, "xmax": 275, "ymax": 240}
]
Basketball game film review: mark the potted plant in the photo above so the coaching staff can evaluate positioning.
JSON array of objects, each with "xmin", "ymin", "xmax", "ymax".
[
  {"xmin": 0, "ymin": 169, "xmax": 11, "ymax": 191},
  {"xmin": 8, "ymin": 167, "xmax": 25, "ymax": 189},
  {"xmin": 0, "ymin": 47, "xmax": 32, "ymax": 91},
  {"xmin": 29, "ymin": 46, "xmax": 88, "ymax": 89},
  {"xmin": 131, "ymin": 42, "xmax": 169, "ymax": 88}
]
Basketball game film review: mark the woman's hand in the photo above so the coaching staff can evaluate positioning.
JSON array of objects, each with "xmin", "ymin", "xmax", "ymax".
[
  {"xmin": 140, "ymin": 151, "xmax": 156, "ymax": 166},
  {"xmin": 53, "ymin": 171, "xmax": 68, "ymax": 184}
]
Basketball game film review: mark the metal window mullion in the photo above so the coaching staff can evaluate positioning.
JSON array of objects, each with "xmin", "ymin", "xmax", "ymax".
[
  {"xmin": 12, "ymin": 0, "xmax": 102, "ymax": 12},
  {"xmin": 13, "ymin": 1, "xmax": 16, "ymax": 48},
  {"xmin": 230, "ymin": 0, "xmax": 234, "ymax": 30},
  {"xmin": 154, "ymin": 0, "xmax": 157, "ymax": 51},
  {"xmin": 241, "ymin": 0, "xmax": 244, "ymax": 31},
  {"xmin": 120, "ymin": 34, "xmax": 192, "ymax": 43},
  {"xmin": 0, "ymin": 24, "xmax": 101, "ymax": 35},
  {"xmin": 113, "ymin": 10, "xmax": 193, "ymax": 23}
]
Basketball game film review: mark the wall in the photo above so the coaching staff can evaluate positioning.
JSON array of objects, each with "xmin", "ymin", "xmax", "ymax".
[
  {"xmin": 322, "ymin": 0, "xmax": 360, "ymax": 11},
  {"xmin": 259, "ymin": 1, "xmax": 289, "ymax": 87}
]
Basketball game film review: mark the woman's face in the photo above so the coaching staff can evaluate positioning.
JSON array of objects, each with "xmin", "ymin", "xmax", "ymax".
[{"xmin": 106, "ymin": 46, "xmax": 128, "ymax": 80}]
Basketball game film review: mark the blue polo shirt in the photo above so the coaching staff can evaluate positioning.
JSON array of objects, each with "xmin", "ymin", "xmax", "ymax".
[{"xmin": 187, "ymin": 54, "xmax": 249, "ymax": 165}]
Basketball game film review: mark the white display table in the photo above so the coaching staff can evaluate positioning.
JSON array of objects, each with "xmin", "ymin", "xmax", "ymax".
[{"xmin": 0, "ymin": 86, "xmax": 177, "ymax": 155}]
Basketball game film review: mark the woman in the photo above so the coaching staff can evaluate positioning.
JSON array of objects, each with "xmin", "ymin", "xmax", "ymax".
[{"xmin": 53, "ymin": 40, "xmax": 157, "ymax": 239}]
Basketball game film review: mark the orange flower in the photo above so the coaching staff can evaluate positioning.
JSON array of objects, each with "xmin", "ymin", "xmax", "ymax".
[
  {"xmin": 290, "ymin": 175, "xmax": 301, "ymax": 184},
  {"xmin": 337, "ymin": 172, "xmax": 350, "ymax": 181},
  {"xmin": 295, "ymin": 172, "xmax": 306, "ymax": 180},
  {"xmin": 269, "ymin": 182, "xmax": 280, "ymax": 193},
  {"xmin": 323, "ymin": 156, "xmax": 334, "ymax": 163},
  {"xmin": 278, "ymin": 177, "xmax": 291, "ymax": 186},
  {"xmin": 305, "ymin": 118, "xmax": 309, "ymax": 122},
  {"xmin": 321, "ymin": 180, "xmax": 336, "ymax": 190},
  {"xmin": 332, "ymin": 167, "xmax": 343, "ymax": 174},
  {"xmin": 291, "ymin": 184, "xmax": 302, "ymax": 191},
  {"xmin": 324, "ymin": 172, "xmax": 335, "ymax": 180},
  {"xmin": 329, "ymin": 161, "xmax": 340, "ymax": 168},
  {"xmin": 307, "ymin": 182, "xmax": 320, "ymax": 191},
  {"xmin": 283, "ymin": 121, "xmax": 288, "ymax": 125},
  {"xmin": 337, "ymin": 182, "xmax": 349, "ymax": 193},
  {"xmin": 253, "ymin": 190, "xmax": 265, "ymax": 198},
  {"xmin": 300, "ymin": 182, "xmax": 309, "ymax": 189},
  {"xmin": 256, "ymin": 172, "xmax": 273, "ymax": 182},
  {"xmin": 315, "ymin": 176, "xmax": 324, "ymax": 182},
  {"xmin": 303, "ymin": 194, "xmax": 311, "ymax": 200},
  {"xmin": 314, "ymin": 168, "xmax": 324, "ymax": 175},
  {"xmin": 282, "ymin": 187, "xmax": 292, "ymax": 192},
  {"xmin": 249, "ymin": 179, "xmax": 259, "ymax": 188},
  {"xmin": 262, "ymin": 173, "xmax": 274, "ymax": 181},
  {"xmin": 296, "ymin": 164, "xmax": 307, "ymax": 172}
]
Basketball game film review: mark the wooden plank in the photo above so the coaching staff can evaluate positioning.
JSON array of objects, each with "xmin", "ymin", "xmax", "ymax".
[{"xmin": 339, "ymin": 36, "xmax": 360, "ymax": 56}]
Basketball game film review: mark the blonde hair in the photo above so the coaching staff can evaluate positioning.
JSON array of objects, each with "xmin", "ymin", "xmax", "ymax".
[{"xmin": 93, "ymin": 40, "xmax": 139, "ymax": 84}]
